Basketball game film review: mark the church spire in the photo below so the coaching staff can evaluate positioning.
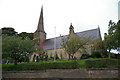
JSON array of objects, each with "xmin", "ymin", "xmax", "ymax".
[
  {"xmin": 36, "ymin": 6, "xmax": 45, "ymax": 33},
  {"xmin": 33, "ymin": 6, "xmax": 46, "ymax": 45}
]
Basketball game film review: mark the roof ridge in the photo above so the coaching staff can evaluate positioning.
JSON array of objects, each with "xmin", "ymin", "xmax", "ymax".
[
  {"xmin": 75, "ymin": 28, "xmax": 98, "ymax": 34},
  {"xmin": 46, "ymin": 28, "xmax": 98, "ymax": 40},
  {"xmin": 44, "ymin": 28, "xmax": 99, "ymax": 50}
]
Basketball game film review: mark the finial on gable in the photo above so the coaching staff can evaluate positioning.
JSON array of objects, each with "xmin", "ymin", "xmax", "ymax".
[
  {"xmin": 69, "ymin": 23, "xmax": 74, "ymax": 36},
  {"xmin": 69, "ymin": 23, "xmax": 74, "ymax": 29},
  {"xmin": 98, "ymin": 25, "xmax": 99, "ymax": 28}
]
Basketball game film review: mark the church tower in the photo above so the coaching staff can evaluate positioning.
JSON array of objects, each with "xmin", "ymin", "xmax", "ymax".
[{"xmin": 33, "ymin": 6, "xmax": 46, "ymax": 54}]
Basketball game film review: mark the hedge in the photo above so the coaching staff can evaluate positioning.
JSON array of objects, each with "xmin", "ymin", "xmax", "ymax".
[
  {"xmin": 85, "ymin": 59, "xmax": 119, "ymax": 68},
  {"xmin": 3, "ymin": 61, "xmax": 80, "ymax": 71}
]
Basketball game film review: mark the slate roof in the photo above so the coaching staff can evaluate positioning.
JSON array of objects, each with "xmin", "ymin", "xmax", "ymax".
[{"xmin": 43, "ymin": 28, "xmax": 101, "ymax": 50}]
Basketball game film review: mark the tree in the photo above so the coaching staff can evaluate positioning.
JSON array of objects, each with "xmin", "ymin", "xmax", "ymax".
[
  {"xmin": 40, "ymin": 50, "xmax": 48, "ymax": 61},
  {"xmin": 2, "ymin": 36, "xmax": 35, "ymax": 65},
  {"xmin": 100, "ymin": 20, "xmax": 120, "ymax": 58},
  {"xmin": 61, "ymin": 35, "xmax": 90, "ymax": 59},
  {"xmin": 18, "ymin": 32, "xmax": 33, "ymax": 40},
  {"xmin": 105, "ymin": 20, "xmax": 120, "ymax": 53},
  {"xmin": 91, "ymin": 52, "xmax": 102, "ymax": 58},
  {"xmin": 104, "ymin": 34, "xmax": 115, "ymax": 58},
  {"xmin": 1, "ymin": 27, "xmax": 17, "ymax": 36},
  {"xmin": 93, "ymin": 38, "xmax": 107, "ymax": 58},
  {"xmin": 108, "ymin": 20, "xmax": 120, "ymax": 52},
  {"xmin": 81, "ymin": 54, "xmax": 91, "ymax": 59}
]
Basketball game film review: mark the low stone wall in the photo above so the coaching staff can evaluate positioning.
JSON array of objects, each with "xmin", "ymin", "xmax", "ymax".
[{"xmin": 2, "ymin": 69, "xmax": 119, "ymax": 79}]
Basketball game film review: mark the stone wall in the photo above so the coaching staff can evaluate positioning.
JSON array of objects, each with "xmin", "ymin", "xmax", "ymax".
[
  {"xmin": 29, "ymin": 44, "xmax": 93, "ymax": 61},
  {"xmin": 46, "ymin": 44, "xmax": 93, "ymax": 60},
  {"xmin": 2, "ymin": 69, "xmax": 119, "ymax": 78}
]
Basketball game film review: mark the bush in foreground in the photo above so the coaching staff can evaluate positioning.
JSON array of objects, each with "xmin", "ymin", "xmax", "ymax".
[
  {"xmin": 3, "ymin": 61, "xmax": 79, "ymax": 71},
  {"xmin": 80, "ymin": 54, "xmax": 91, "ymax": 59},
  {"xmin": 85, "ymin": 59, "xmax": 118, "ymax": 68}
]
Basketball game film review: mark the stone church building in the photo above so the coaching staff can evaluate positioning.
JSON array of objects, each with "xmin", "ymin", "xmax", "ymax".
[{"xmin": 30, "ymin": 7, "xmax": 101, "ymax": 61}]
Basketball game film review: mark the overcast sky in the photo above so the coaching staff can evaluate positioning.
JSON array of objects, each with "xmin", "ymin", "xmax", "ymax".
[{"xmin": 0, "ymin": 0, "xmax": 119, "ymax": 39}]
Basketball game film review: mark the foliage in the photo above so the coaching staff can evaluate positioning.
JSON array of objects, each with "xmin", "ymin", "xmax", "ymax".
[
  {"xmin": 2, "ymin": 61, "xmax": 79, "ymax": 71},
  {"xmin": 104, "ymin": 34, "xmax": 115, "ymax": 58},
  {"xmin": 2, "ymin": 35, "xmax": 36, "ymax": 65},
  {"xmin": 18, "ymin": 32, "xmax": 33, "ymax": 40},
  {"xmin": 93, "ymin": 38, "xmax": 106, "ymax": 58},
  {"xmin": 85, "ymin": 59, "xmax": 119, "ymax": 68},
  {"xmin": 1, "ymin": 27, "xmax": 17, "ymax": 36},
  {"xmin": 61, "ymin": 35, "xmax": 90, "ymax": 59},
  {"xmin": 2, "ymin": 58, "xmax": 119, "ymax": 71},
  {"xmin": 39, "ymin": 50, "xmax": 48, "ymax": 61},
  {"xmin": 101, "ymin": 20, "xmax": 120, "ymax": 59},
  {"xmin": 91, "ymin": 52, "xmax": 102, "ymax": 58},
  {"xmin": 103, "ymin": 20, "xmax": 116, "ymax": 58},
  {"xmin": 80, "ymin": 54, "xmax": 91, "ymax": 59},
  {"xmin": 106, "ymin": 20, "xmax": 120, "ymax": 52},
  {"xmin": 55, "ymin": 53, "xmax": 59, "ymax": 60},
  {"xmin": 104, "ymin": 35, "xmax": 115, "ymax": 51}
]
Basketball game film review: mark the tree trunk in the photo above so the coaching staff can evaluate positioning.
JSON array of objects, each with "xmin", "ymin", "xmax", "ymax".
[
  {"xmin": 69, "ymin": 54, "xmax": 70, "ymax": 60},
  {"xmin": 108, "ymin": 49, "xmax": 111, "ymax": 58},
  {"xmin": 14, "ymin": 60, "xmax": 17, "ymax": 65},
  {"xmin": 101, "ymin": 52, "xmax": 104, "ymax": 58},
  {"xmin": 71, "ymin": 54, "xmax": 74, "ymax": 59}
]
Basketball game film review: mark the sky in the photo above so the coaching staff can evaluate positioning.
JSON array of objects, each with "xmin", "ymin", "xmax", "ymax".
[{"xmin": 0, "ymin": 0, "xmax": 119, "ymax": 39}]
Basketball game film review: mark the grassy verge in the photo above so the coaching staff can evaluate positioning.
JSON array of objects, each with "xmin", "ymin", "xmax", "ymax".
[{"xmin": 2, "ymin": 59, "xmax": 74, "ymax": 67}]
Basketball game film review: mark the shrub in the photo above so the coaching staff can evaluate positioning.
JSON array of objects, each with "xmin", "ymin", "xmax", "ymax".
[
  {"xmin": 91, "ymin": 52, "xmax": 102, "ymax": 58},
  {"xmin": 80, "ymin": 54, "xmax": 91, "ymax": 59},
  {"xmin": 2, "ymin": 61, "xmax": 80, "ymax": 71},
  {"xmin": 85, "ymin": 59, "xmax": 118, "ymax": 68}
]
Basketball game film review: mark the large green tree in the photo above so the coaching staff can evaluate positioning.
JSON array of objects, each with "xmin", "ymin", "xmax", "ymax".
[
  {"xmin": 105, "ymin": 20, "xmax": 120, "ymax": 53},
  {"xmin": 2, "ymin": 36, "xmax": 35, "ymax": 65},
  {"xmin": 61, "ymin": 35, "xmax": 90, "ymax": 59},
  {"xmin": 1, "ymin": 27, "xmax": 17, "ymax": 36},
  {"xmin": 18, "ymin": 32, "xmax": 33, "ymax": 40},
  {"xmin": 109, "ymin": 20, "xmax": 120, "ymax": 52},
  {"xmin": 104, "ymin": 34, "xmax": 115, "ymax": 58}
]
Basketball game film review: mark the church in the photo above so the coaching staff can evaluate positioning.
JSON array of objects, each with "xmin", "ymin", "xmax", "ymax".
[{"xmin": 30, "ymin": 7, "xmax": 101, "ymax": 61}]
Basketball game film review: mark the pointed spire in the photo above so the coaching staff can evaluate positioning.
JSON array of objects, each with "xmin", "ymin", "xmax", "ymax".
[
  {"xmin": 36, "ymin": 6, "xmax": 45, "ymax": 33},
  {"xmin": 97, "ymin": 25, "xmax": 102, "ymax": 40}
]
